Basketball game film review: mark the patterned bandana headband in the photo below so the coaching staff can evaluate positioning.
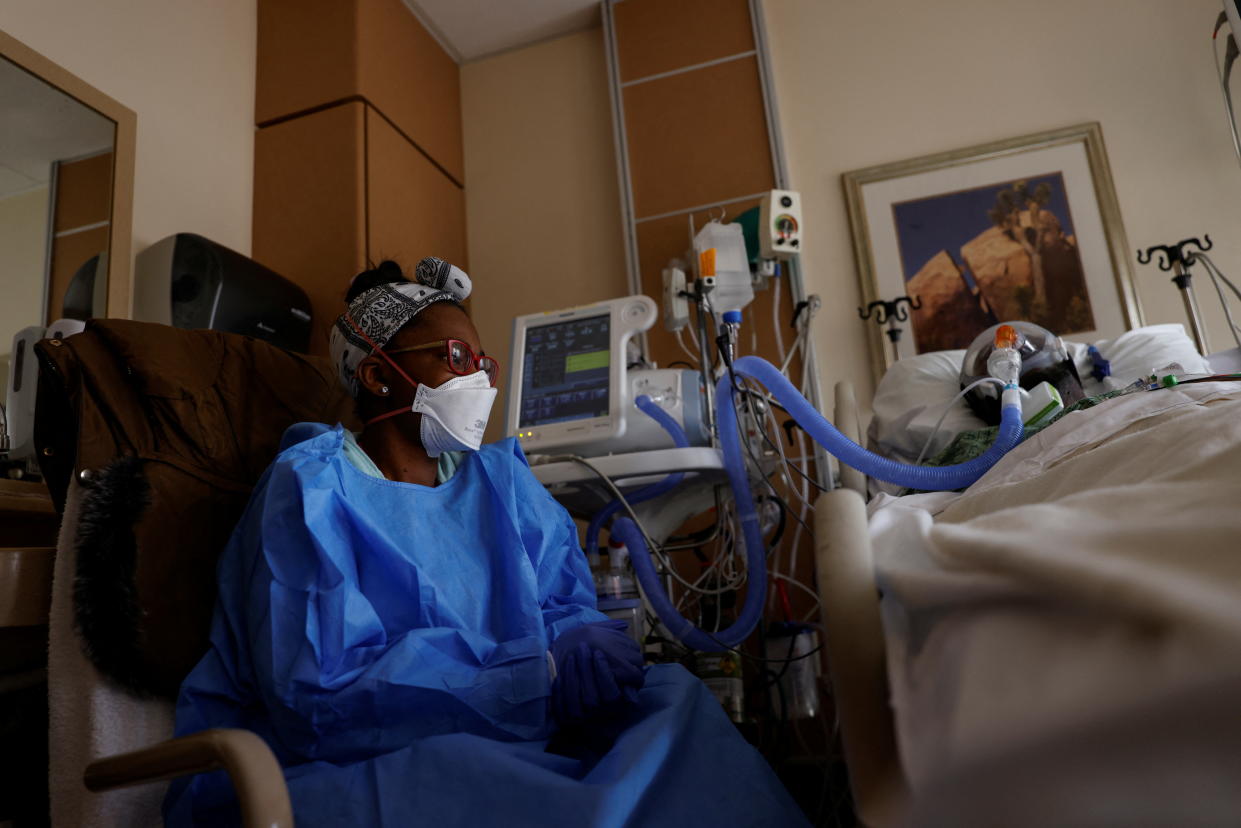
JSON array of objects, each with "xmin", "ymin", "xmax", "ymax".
[{"xmin": 330, "ymin": 256, "xmax": 473, "ymax": 397}]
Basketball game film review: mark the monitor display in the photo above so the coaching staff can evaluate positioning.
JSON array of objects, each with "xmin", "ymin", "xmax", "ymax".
[{"xmin": 519, "ymin": 313, "xmax": 611, "ymax": 428}]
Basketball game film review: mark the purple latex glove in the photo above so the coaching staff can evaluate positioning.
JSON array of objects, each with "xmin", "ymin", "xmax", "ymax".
[{"xmin": 550, "ymin": 620, "xmax": 644, "ymax": 725}]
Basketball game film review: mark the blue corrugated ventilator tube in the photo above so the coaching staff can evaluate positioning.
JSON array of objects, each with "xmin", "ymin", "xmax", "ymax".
[
  {"xmin": 612, "ymin": 350, "xmax": 1024, "ymax": 653},
  {"xmin": 584, "ymin": 395, "xmax": 688, "ymax": 557}
]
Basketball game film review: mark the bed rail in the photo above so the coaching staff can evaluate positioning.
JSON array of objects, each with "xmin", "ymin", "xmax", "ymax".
[
  {"xmin": 833, "ymin": 381, "xmax": 867, "ymax": 496},
  {"xmin": 814, "ymin": 487, "xmax": 906, "ymax": 825}
]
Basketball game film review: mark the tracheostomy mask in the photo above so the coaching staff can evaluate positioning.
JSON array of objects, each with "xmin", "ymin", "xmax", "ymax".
[{"xmin": 412, "ymin": 370, "xmax": 497, "ymax": 456}]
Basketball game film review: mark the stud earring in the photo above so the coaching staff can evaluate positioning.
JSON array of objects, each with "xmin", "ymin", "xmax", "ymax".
[{"xmin": 380, "ymin": 385, "xmax": 390, "ymax": 395}]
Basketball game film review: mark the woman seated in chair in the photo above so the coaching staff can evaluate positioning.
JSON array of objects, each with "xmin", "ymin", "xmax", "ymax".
[{"xmin": 164, "ymin": 258, "xmax": 806, "ymax": 827}]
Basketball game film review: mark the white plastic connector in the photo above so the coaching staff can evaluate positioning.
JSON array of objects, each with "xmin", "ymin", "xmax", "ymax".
[
  {"xmin": 987, "ymin": 347, "xmax": 1022, "ymax": 387},
  {"xmin": 662, "ymin": 267, "xmax": 689, "ymax": 331},
  {"xmin": 1001, "ymin": 385, "xmax": 1023, "ymax": 410}
]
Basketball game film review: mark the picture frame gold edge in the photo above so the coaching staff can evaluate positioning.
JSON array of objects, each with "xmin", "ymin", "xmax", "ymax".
[
  {"xmin": 841, "ymin": 170, "xmax": 891, "ymax": 386},
  {"xmin": 1081, "ymin": 123, "xmax": 1145, "ymax": 330},
  {"xmin": 844, "ymin": 122, "xmax": 1101, "ymax": 188},
  {"xmin": 840, "ymin": 121, "xmax": 1140, "ymax": 387}
]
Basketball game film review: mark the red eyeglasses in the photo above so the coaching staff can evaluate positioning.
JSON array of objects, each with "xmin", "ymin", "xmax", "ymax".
[{"xmin": 385, "ymin": 338, "xmax": 500, "ymax": 387}]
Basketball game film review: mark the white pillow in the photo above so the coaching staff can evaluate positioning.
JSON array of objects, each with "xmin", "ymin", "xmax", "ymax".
[
  {"xmin": 868, "ymin": 349, "xmax": 982, "ymax": 462},
  {"xmin": 1093, "ymin": 323, "xmax": 1209, "ymax": 388},
  {"xmin": 868, "ymin": 324, "xmax": 1206, "ymax": 461}
]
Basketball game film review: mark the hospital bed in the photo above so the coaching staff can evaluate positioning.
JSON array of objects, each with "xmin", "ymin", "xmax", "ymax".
[{"xmin": 816, "ymin": 325, "xmax": 1241, "ymax": 826}]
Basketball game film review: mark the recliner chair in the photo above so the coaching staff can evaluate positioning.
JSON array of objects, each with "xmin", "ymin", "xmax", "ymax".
[{"xmin": 34, "ymin": 319, "xmax": 357, "ymax": 827}]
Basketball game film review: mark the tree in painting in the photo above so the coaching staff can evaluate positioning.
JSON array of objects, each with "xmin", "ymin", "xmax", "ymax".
[
  {"xmin": 896, "ymin": 172, "xmax": 1096, "ymax": 353},
  {"xmin": 987, "ymin": 180, "xmax": 1053, "ymax": 310}
]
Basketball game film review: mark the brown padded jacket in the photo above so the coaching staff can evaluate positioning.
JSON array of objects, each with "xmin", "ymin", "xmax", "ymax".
[{"xmin": 34, "ymin": 319, "xmax": 357, "ymax": 698}]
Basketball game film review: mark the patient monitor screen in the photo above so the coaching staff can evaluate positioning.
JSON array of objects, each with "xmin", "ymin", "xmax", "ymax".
[{"xmin": 519, "ymin": 313, "xmax": 611, "ymax": 428}]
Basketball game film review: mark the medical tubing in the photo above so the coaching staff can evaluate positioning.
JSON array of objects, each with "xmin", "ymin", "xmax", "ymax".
[
  {"xmin": 584, "ymin": 395, "xmax": 689, "ymax": 556},
  {"xmin": 618, "ymin": 354, "xmax": 1022, "ymax": 652},
  {"xmin": 732, "ymin": 356, "xmax": 1023, "ymax": 490},
  {"xmin": 914, "ymin": 377, "xmax": 1015, "ymax": 466},
  {"xmin": 618, "ymin": 361, "xmax": 774, "ymax": 652}
]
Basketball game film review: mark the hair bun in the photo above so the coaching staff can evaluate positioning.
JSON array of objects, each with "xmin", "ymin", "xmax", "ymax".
[{"xmin": 345, "ymin": 260, "xmax": 407, "ymax": 304}]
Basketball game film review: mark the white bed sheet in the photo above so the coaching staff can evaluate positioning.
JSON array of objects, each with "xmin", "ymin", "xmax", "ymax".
[{"xmin": 867, "ymin": 382, "xmax": 1241, "ymax": 822}]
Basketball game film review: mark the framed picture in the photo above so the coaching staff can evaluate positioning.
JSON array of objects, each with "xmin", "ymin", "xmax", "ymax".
[{"xmin": 843, "ymin": 122, "xmax": 1143, "ymax": 383}]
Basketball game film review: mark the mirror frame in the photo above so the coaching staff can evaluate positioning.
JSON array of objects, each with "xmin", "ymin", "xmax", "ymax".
[{"xmin": 0, "ymin": 28, "xmax": 136, "ymax": 319}]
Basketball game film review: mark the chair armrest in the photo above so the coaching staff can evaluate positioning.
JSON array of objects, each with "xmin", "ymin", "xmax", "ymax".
[{"xmin": 84, "ymin": 728, "xmax": 293, "ymax": 828}]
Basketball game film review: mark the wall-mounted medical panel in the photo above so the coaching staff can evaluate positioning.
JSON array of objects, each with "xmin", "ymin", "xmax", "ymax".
[
  {"xmin": 257, "ymin": 0, "xmax": 463, "ymax": 183},
  {"xmin": 253, "ymin": 102, "xmax": 369, "ymax": 355},
  {"xmin": 612, "ymin": 0, "xmax": 754, "ymax": 82},
  {"xmin": 608, "ymin": 0, "xmax": 823, "ymax": 615}
]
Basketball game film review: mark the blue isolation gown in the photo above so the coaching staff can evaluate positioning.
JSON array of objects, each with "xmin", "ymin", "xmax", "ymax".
[{"xmin": 164, "ymin": 423, "xmax": 807, "ymax": 827}]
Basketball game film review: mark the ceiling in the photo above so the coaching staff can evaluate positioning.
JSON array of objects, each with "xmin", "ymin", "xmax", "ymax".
[
  {"xmin": 0, "ymin": 56, "xmax": 115, "ymax": 200},
  {"xmin": 403, "ymin": 0, "xmax": 601, "ymax": 63}
]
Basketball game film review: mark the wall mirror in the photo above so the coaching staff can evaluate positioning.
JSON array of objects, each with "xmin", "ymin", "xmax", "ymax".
[{"xmin": 0, "ymin": 29, "xmax": 135, "ymax": 396}]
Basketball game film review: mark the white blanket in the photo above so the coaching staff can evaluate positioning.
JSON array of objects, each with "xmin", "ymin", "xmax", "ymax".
[{"xmin": 868, "ymin": 383, "xmax": 1241, "ymax": 824}]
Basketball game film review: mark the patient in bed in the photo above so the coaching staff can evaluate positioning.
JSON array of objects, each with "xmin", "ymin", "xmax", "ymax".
[{"xmin": 864, "ymin": 327, "xmax": 1241, "ymax": 824}]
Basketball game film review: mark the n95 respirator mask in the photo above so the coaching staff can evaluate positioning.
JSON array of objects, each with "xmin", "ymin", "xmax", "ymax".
[{"xmin": 412, "ymin": 370, "xmax": 497, "ymax": 457}]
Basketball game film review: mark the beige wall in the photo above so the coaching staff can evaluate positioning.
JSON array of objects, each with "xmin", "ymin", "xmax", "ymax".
[
  {"xmin": 763, "ymin": 0, "xmax": 1241, "ymax": 404},
  {"xmin": 0, "ymin": 186, "xmax": 50, "ymax": 392},
  {"xmin": 2, "ymin": 1, "xmax": 256, "ymax": 268},
  {"xmin": 460, "ymin": 26, "xmax": 629, "ymax": 439}
]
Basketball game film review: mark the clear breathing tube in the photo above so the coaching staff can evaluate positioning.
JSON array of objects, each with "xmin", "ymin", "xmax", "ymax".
[{"xmin": 611, "ymin": 336, "xmax": 1025, "ymax": 652}]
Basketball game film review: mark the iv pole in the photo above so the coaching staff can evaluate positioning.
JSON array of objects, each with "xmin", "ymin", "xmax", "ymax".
[{"xmin": 1137, "ymin": 236, "xmax": 1214, "ymax": 355}]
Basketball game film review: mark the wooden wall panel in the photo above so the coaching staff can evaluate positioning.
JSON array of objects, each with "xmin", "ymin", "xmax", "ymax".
[
  {"xmin": 356, "ymin": 0, "xmax": 463, "ymax": 182},
  {"xmin": 623, "ymin": 56, "xmax": 774, "ymax": 218},
  {"xmin": 253, "ymin": 102, "xmax": 368, "ymax": 356},
  {"xmin": 613, "ymin": 0, "xmax": 754, "ymax": 82},
  {"xmin": 46, "ymin": 226, "xmax": 108, "ymax": 322},
  {"xmin": 256, "ymin": 0, "xmax": 463, "ymax": 182},
  {"xmin": 51, "ymin": 152, "xmax": 111, "ymax": 233},
  {"xmin": 255, "ymin": 0, "xmax": 359, "ymax": 125},
  {"xmin": 365, "ymin": 105, "xmax": 467, "ymax": 272}
]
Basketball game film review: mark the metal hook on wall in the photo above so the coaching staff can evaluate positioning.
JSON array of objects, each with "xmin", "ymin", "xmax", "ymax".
[{"xmin": 859, "ymin": 295, "xmax": 922, "ymax": 362}]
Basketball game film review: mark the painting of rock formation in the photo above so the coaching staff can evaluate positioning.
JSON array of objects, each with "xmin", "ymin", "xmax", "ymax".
[
  {"xmin": 892, "ymin": 172, "xmax": 1095, "ymax": 353},
  {"xmin": 906, "ymin": 250, "xmax": 996, "ymax": 352}
]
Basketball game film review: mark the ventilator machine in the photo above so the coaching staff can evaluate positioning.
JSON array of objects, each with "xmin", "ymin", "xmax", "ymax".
[{"xmin": 505, "ymin": 190, "xmax": 1027, "ymax": 694}]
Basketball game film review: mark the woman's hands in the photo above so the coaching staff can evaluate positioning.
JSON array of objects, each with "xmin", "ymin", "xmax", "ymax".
[{"xmin": 550, "ymin": 620, "xmax": 645, "ymax": 726}]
